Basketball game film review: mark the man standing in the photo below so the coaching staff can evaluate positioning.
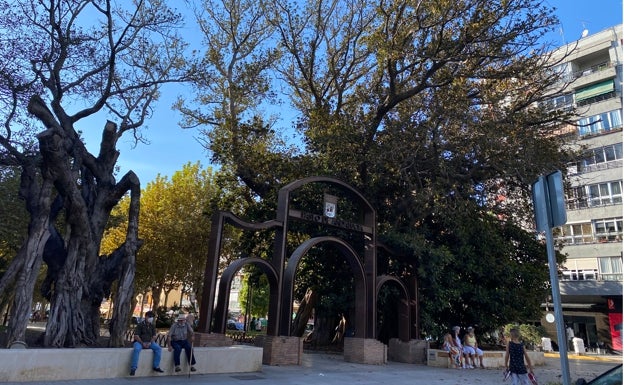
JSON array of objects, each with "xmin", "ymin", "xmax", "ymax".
[
  {"xmin": 167, "ymin": 313, "xmax": 197, "ymax": 372},
  {"xmin": 130, "ymin": 310, "xmax": 164, "ymax": 376},
  {"xmin": 566, "ymin": 325, "xmax": 575, "ymax": 351}
]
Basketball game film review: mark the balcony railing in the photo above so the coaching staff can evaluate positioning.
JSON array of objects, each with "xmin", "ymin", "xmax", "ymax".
[
  {"xmin": 560, "ymin": 269, "xmax": 622, "ymax": 282},
  {"xmin": 567, "ymin": 159, "xmax": 623, "ymax": 176},
  {"xmin": 566, "ymin": 196, "xmax": 622, "ymax": 210},
  {"xmin": 556, "ymin": 233, "xmax": 623, "ymax": 245},
  {"xmin": 572, "ymin": 61, "xmax": 615, "ymax": 79}
]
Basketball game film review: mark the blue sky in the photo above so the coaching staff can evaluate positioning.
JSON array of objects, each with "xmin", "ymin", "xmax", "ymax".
[{"xmin": 100, "ymin": 0, "xmax": 623, "ymax": 186}]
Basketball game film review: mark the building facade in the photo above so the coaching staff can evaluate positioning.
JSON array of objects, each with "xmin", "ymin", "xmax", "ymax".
[{"xmin": 543, "ymin": 25, "xmax": 622, "ymax": 353}]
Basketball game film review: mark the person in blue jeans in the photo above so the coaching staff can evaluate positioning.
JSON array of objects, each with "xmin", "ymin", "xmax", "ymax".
[
  {"xmin": 167, "ymin": 313, "xmax": 196, "ymax": 372},
  {"xmin": 130, "ymin": 310, "xmax": 164, "ymax": 376}
]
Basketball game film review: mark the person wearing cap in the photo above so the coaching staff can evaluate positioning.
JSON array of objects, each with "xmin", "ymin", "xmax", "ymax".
[
  {"xmin": 130, "ymin": 310, "xmax": 164, "ymax": 376},
  {"xmin": 167, "ymin": 313, "xmax": 197, "ymax": 372},
  {"xmin": 463, "ymin": 326, "xmax": 485, "ymax": 368}
]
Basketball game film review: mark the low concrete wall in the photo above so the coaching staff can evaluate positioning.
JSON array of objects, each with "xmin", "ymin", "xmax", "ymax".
[
  {"xmin": 426, "ymin": 349, "xmax": 545, "ymax": 368},
  {"xmin": 0, "ymin": 345, "xmax": 263, "ymax": 382}
]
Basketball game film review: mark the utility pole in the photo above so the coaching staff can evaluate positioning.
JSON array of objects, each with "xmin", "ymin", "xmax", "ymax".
[{"xmin": 532, "ymin": 170, "xmax": 570, "ymax": 385}]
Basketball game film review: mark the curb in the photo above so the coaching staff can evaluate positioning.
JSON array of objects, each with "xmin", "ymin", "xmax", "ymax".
[{"xmin": 544, "ymin": 352, "xmax": 623, "ymax": 363}]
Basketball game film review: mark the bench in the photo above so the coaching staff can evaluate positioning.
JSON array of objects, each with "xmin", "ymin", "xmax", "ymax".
[{"xmin": 426, "ymin": 349, "xmax": 545, "ymax": 368}]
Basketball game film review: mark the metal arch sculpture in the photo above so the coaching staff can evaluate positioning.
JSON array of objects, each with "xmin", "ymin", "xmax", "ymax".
[
  {"xmin": 213, "ymin": 257, "xmax": 279, "ymax": 334},
  {"xmin": 280, "ymin": 236, "xmax": 367, "ymax": 337},
  {"xmin": 376, "ymin": 275, "xmax": 414, "ymax": 342},
  {"xmin": 198, "ymin": 176, "xmax": 416, "ymax": 344},
  {"xmin": 197, "ymin": 211, "xmax": 282, "ymax": 333}
]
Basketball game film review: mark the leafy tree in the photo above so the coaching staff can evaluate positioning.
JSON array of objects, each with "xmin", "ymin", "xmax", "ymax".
[
  {"xmin": 182, "ymin": 0, "xmax": 573, "ymax": 343},
  {"xmin": 238, "ymin": 272, "xmax": 270, "ymax": 322},
  {"xmin": 102, "ymin": 163, "xmax": 218, "ymax": 319},
  {"xmin": 0, "ymin": 0, "xmax": 189, "ymax": 347}
]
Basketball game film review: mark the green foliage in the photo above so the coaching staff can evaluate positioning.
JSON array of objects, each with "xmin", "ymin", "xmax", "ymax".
[
  {"xmin": 0, "ymin": 167, "xmax": 28, "ymax": 262},
  {"xmin": 181, "ymin": 0, "xmax": 574, "ymax": 344},
  {"xmin": 239, "ymin": 272, "xmax": 270, "ymax": 318},
  {"xmin": 504, "ymin": 323, "xmax": 547, "ymax": 349},
  {"xmin": 102, "ymin": 163, "xmax": 221, "ymax": 307}
]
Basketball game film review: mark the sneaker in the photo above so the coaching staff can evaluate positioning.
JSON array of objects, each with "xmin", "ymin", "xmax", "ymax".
[
  {"xmin": 190, "ymin": 366, "xmax": 197, "ymax": 372},
  {"xmin": 153, "ymin": 367, "xmax": 164, "ymax": 373},
  {"xmin": 175, "ymin": 366, "xmax": 181, "ymax": 372},
  {"xmin": 130, "ymin": 368, "xmax": 136, "ymax": 376}
]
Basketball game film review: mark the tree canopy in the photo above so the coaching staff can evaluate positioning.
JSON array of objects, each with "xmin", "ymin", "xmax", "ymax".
[
  {"xmin": 102, "ymin": 162, "xmax": 219, "ymax": 313},
  {"xmin": 180, "ymin": 0, "xmax": 573, "ymax": 338},
  {"xmin": 0, "ymin": 0, "xmax": 189, "ymax": 347},
  {"xmin": 0, "ymin": 0, "xmax": 576, "ymax": 349}
]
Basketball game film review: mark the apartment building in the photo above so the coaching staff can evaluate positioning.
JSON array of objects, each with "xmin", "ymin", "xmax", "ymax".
[{"xmin": 544, "ymin": 25, "xmax": 622, "ymax": 353}]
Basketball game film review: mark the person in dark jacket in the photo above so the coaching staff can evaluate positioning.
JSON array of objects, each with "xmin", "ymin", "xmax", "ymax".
[{"xmin": 130, "ymin": 310, "xmax": 163, "ymax": 376}]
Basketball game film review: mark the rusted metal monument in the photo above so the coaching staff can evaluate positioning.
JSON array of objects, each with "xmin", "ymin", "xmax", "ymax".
[{"xmin": 195, "ymin": 177, "xmax": 426, "ymax": 365}]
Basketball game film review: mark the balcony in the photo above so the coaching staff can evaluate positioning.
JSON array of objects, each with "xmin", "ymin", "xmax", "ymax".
[
  {"xmin": 570, "ymin": 62, "xmax": 618, "ymax": 89},
  {"xmin": 566, "ymin": 196, "xmax": 622, "ymax": 211},
  {"xmin": 559, "ymin": 278, "xmax": 622, "ymax": 297}
]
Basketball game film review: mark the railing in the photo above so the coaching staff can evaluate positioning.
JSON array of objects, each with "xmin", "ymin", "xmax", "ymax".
[
  {"xmin": 226, "ymin": 331, "xmax": 257, "ymax": 345},
  {"xmin": 560, "ymin": 270, "xmax": 622, "ymax": 282},
  {"xmin": 124, "ymin": 329, "xmax": 170, "ymax": 347},
  {"xmin": 567, "ymin": 159, "xmax": 623, "ymax": 176},
  {"xmin": 566, "ymin": 196, "xmax": 622, "ymax": 211},
  {"xmin": 572, "ymin": 61, "xmax": 615, "ymax": 79},
  {"xmin": 556, "ymin": 234, "xmax": 623, "ymax": 246},
  {"xmin": 579, "ymin": 125, "xmax": 623, "ymax": 139}
]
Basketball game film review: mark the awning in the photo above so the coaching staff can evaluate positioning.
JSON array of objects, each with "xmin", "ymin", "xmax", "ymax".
[{"xmin": 575, "ymin": 80, "xmax": 615, "ymax": 101}]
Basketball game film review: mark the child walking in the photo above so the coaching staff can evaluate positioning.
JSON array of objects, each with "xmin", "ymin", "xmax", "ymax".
[{"xmin": 504, "ymin": 328, "xmax": 534, "ymax": 385}]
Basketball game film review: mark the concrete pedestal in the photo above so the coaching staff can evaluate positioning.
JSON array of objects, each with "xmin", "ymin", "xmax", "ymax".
[
  {"xmin": 256, "ymin": 335, "xmax": 303, "ymax": 366},
  {"xmin": 344, "ymin": 337, "xmax": 387, "ymax": 365},
  {"xmin": 388, "ymin": 338, "xmax": 429, "ymax": 364}
]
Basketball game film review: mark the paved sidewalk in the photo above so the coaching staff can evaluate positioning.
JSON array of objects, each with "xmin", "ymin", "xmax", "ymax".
[{"xmin": 4, "ymin": 352, "xmax": 621, "ymax": 385}]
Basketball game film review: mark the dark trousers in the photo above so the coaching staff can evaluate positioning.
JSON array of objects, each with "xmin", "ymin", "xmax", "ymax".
[{"xmin": 171, "ymin": 339, "xmax": 196, "ymax": 366}]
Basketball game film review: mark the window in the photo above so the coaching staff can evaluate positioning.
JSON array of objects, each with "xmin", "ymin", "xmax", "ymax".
[
  {"xmin": 541, "ymin": 94, "xmax": 574, "ymax": 111},
  {"xmin": 561, "ymin": 269, "xmax": 598, "ymax": 281},
  {"xmin": 598, "ymin": 256, "xmax": 623, "ymax": 281},
  {"xmin": 578, "ymin": 109, "xmax": 622, "ymax": 136},
  {"xmin": 586, "ymin": 180, "xmax": 622, "ymax": 207},
  {"xmin": 558, "ymin": 222, "xmax": 593, "ymax": 244},
  {"xmin": 594, "ymin": 217, "xmax": 623, "ymax": 242},
  {"xmin": 580, "ymin": 143, "xmax": 623, "ymax": 172}
]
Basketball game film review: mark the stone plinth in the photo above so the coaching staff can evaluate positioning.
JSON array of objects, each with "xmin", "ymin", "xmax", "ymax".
[
  {"xmin": 344, "ymin": 337, "xmax": 387, "ymax": 365},
  {"xmin": 388, "ymin": 338, "xmax": 429, "ymax": 364},
  {"xmin": 256, "ymin": 335, "xmax": 303, "ymax": 365}
]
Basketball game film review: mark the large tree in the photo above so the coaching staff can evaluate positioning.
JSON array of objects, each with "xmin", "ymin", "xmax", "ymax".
[
  {"xmin": 181, "ymin": 0, "xmax": 574, "ymax": 340},
  {"xmin": 0, "ymin": 0, "xmax": 189, "ymax": 347},
  {"xmin": 102, "ymin": 162, "xmax": 219, "ymax": 317}
]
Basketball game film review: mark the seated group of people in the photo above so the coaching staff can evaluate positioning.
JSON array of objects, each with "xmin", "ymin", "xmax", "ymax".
[
  {"xmin": 442, "ymin": 326, "xmax": 484, "ymax": 369},
  {"xmin": 130, "ymin": 310, "xmax": 197, "ymax": 376}
]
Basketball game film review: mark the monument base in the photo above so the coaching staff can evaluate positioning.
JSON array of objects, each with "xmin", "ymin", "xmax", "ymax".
[
  {"xmin": 388, "ymin": 338, "xmax": 428, "ymax": 364},
  {"xmin": 255, "ymin": 335, "xmax": 303, "ymax": 365},
  {"xmin": 344, "ymin": 337, "xmax": 387, "ymax": 365}
]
